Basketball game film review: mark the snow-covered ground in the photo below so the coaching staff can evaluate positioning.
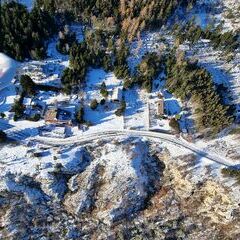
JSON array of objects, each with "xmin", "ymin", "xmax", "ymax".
[
  {"xmin": 82, "ymin": 69, "xmax": 124, "ymax": 131},
  {"xmin": 177, "ymin": 0, "xmax": 240, "ymax": 32},
  {"xmin": 17, "ymin": 0, "xmax": 34, "ymax": 11},
  {"xmin": 0, "ymin": 10, "xmax": 239, "ymax": 207}
]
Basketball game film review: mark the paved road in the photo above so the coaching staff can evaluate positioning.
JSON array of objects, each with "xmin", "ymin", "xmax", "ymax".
[{"xmin": 33, "ymin": 129, "xmax": 234, "ymax": 167}]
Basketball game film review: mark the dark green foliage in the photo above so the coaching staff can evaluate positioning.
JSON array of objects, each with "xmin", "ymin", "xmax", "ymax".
[
  {"xmin": 114, "ymin": 44, "xmax": 129, "ymax": 66},
  {"xmin": 229, "ymin": 128, "xmax": 240, "ymax": 135},
  {"xmin": 102, "ymin": 55, "xmax": 113, "ymax": 72},
  {"xmin": 134, "ymin": 53, "xmax": 164, "ymax": 92},
  {"xmin": 123, "ymin": 78, "xmax": 133, "ymax": 89},
  {"xmin": 0, "ymin": 112, "xmax": 6, "ymax": 118},
  {"xmin": 27, "ymin": 114, "xmax": 41, "ymax": 122},
  {"xmin": 100, "ymin": 99, "xmax": 106, "ymax": 105},
  {"xmin": 61, "ymin": 68, "xmax": 80, "ymax": 94},
  {"xmin": 166, "ymin": 52, "xmax": 233, "ymax": 134},
  {"xmin": 61, "ymin": 31, "xmax": 114, "ymax": 92},
  {"xmin": 222, "ymin": 168, "xmax": 240, "ymax": 184},
  {"xmin": 169, "ymin": 118, "xmax": 180, "ymax": 133},
  {"xmin": 100, "ymin": 82, "xmax": 108, "ymax": 98},
  {"xmin": 174, "ymin": 21, "xmax": 239, "ymax": 53},
  {"xmin": 12, "ymin": 95, "xmax": 25, "ymax": 121},
  {"xmin": 115, "ymin": 100, "xmax": 126, "ymax": 116},
  {"xmin": 61, "ymin": 42, "xmax": 89, "ymax": 93},
  {"xmin": 114, "ymin": 65, "xmax": 130, "ymax": 79},
  {"xmin": 0, "ymin": 130, "xmax": 7, "ymax": 143},
  {"xmin": 20, "ymin": 74, "xmax": 60, "ymax": 95},
  {"xmin": 56, "ymin": 26, "xmax": 77, "ymax": 54},
  {"xmin": 112, "ymin": 43, "xmax": 130, "ymax": 79},
  {"xmin": 20, "ymin": 75, "xmax": 36, "ymax": 96},
  {"xmin": 36, "ymin": 0, "xmax": 195, "ymax": 40},
  {"xmin": 36, "ymin": 84, "xmax": 61, "ymax": 92},
  {"xmin": 90, "ymin": 99, "xmax": 98, "ymax": 110},
  {"xmin": 1, "ymin": 2, "xmax": 56, "ymax": 61}
]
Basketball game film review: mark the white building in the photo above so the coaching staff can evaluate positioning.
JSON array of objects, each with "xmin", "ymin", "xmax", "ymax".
[{"xmin": 111, "ymin": 87, "xmax": 122, "ymax": 102}]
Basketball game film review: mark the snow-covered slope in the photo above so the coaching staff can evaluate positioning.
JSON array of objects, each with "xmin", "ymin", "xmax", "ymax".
[{"xmin": 0, "ymin": 137, "xmax": 239, "ymax": 239}]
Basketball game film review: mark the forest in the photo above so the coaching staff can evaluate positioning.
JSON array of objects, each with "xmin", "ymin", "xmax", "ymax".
[
  {"xmin": 173, "ymin": 21, "xmax": 239, "ymax": 54},
  {"xmin": 36, "ymin": 0, "xmax": 196, "ymax": 41},
  {"xmin": 166, "ymin": 50, "xmax": 233, "ymax": 135},
  {"xmin": 1, "ymin": 0, "xmax": 196, "ymax": 60},
  {"xmin": 1, "ymin": 1, "xmax": 56, "ymax": 61}
]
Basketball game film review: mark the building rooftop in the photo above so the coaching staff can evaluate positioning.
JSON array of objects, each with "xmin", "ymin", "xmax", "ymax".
[
  {"xmin": 157, "ymin": 99, "xmax": 164, "ymax": 115},
  {"xmin": 44, "ymin": 108, "xmax": 58, "ymax": 122},
  {"xmin": 111, "ymin": 87, "xmax": 122, "ymax": 101}
]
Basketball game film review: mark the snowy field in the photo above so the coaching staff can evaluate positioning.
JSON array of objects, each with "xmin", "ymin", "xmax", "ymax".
[{"xmin": 82, "ymin": 69, "xmax": 124, "ymax": 132}]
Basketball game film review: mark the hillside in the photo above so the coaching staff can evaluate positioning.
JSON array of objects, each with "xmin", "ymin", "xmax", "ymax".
[{"xmin": 0, "ymin": 0, "xmax": 240, "ymax": 239}]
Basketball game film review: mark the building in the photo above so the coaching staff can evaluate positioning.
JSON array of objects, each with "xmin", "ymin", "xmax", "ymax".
[
  {"xmin": 111, "ymin": 87, "xmax": 122, "ymax": 102},
  {"xmin": 44, "ymin": 108, "xmax": 58, "ymax": 123},
  {"xmin": 44, "ymin": 107, "xmax": 73, "ymax": 125},
  {"xmin": 156, "ymin": 99, "xmax": 164, "ymax": 116}
]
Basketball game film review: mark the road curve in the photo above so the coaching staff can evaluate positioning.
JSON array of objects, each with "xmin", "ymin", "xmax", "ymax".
[{"xmin": 33, "ymin": 129, "xmax": 234, "ymax": 167}]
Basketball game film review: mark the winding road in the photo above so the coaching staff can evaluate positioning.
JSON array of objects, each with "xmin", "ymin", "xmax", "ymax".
[{"xmin": 33, "ymin": 129, "xmax": 235, "ymax": 167}]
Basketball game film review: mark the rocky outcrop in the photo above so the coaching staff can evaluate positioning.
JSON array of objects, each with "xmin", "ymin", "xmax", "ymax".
[
  {"xmin": 64, "ymin": 139, "xmax": 165, "ymax": 224},
  {"xmin": 0, "ymin": 138, "xmax": 239, "ymax": 239}
]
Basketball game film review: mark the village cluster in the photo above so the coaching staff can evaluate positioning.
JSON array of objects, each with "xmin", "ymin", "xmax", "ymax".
[{"xmin": 7, "ymin": 57, "xmax": 193, "ymax": 140}]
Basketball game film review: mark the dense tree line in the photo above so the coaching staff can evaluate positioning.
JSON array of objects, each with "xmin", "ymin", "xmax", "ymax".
[
  {"xmin": 173, "ymin": 21, "xmax": 239, "ymax": 54},
  {"xmin": 36, "ymin": 0, "xmax": 196, "ymax": 41},
  {"xmin": 1, "ymin": 2, "xmax": 56, "ymax": 61},
  {"xmin": 56, "ymin": 26, "xmax": 77, "ymax": 54},
  {"xmin": 113, "ymin": 42, "xmax": 130, "ymax": 80},
  {"xmin": 166, "ymin": 51, "xmax": 233, "ymax": 134},
  {"xmin": 61, "ymin": 30, "xmax": 134, "ymax": 93},
  {"xmin": 133, "ymin": 53, "xmax": 164, "ymax": 92},
  {"xmin": 61, "ymin": 40, "xmax": 96, "ymax": 94}
]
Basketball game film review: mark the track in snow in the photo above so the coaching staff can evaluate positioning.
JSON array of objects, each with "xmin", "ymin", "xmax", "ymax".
[{"xmin": 33, "ymin": 129, "xmax": 235, "ymax": 167}]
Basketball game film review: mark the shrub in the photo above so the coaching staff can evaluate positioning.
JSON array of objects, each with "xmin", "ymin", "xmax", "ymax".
[
  {"xmin": 0, "ymin": 112, "xmax": 6, "ymax": 118},
  {"xmin": 27, "ymin": 114, "xmax": 41, "ymax": 122},
  {"xmin": 20, "ymin": 75, "xmax": 36, "ymax": 96},
  {"xmin": 169, "ymin": 118, "xmax": 180, "ymax": 133},
  {"xmin": 90, "ymin": 99, "xmax": 98, "ymax": 110},
  {"xmin": 100, "ymin": 82, "xmax": 108, "ymax": 98},
  {"xmin": 12, "ymin": 98, "xmax": 25, "ymax": 120},
  {"xmin": 100, "ymin": 99, "xmax": 106, "ymax": 105},
  {"xmin": 115, "ymin": 100, "xmax": 126, "ymax": 116},
  {"xmin": 76, "ymin": 107, "xmax": 84, "ymax": 123},
  {"xmin": 0, "ymin": 130, "xmax": 7, "ymax": 143}
]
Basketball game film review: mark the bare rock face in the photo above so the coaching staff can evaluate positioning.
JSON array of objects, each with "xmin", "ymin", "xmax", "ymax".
[{"xmin": 64, "ymin": 139, "xmax": 165, "ymax": 224}]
